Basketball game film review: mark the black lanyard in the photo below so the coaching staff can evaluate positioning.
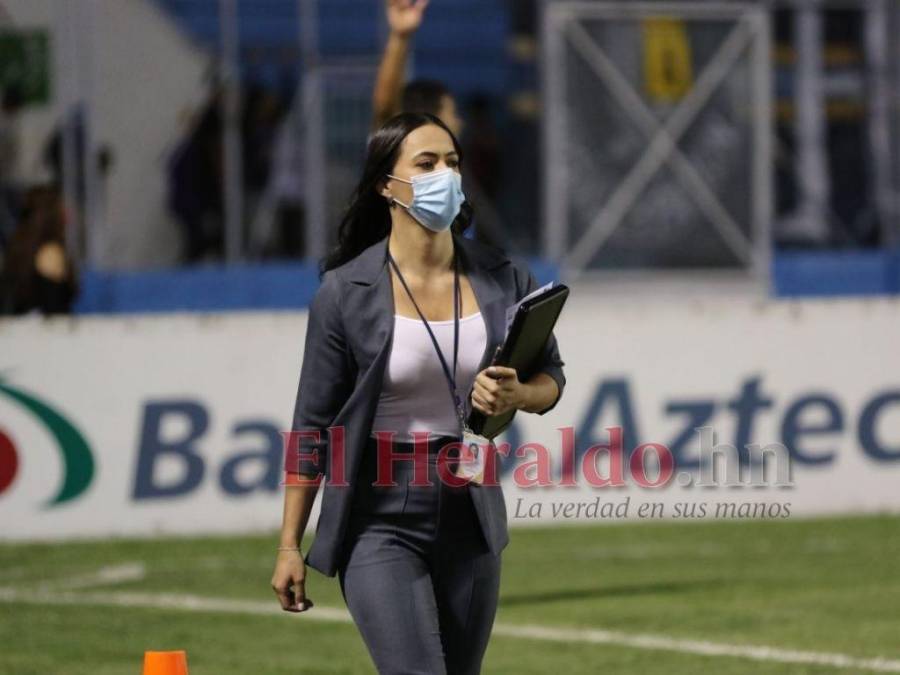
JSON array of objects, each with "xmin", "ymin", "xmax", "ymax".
[{"xmin": 387, "ymin": 246, "xmax": 467, "ymax": 436}]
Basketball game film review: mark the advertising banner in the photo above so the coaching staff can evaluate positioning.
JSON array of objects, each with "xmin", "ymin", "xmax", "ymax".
[{"xmin": 2, "ymin": 295, "xmax": 899, "ymax": 540}]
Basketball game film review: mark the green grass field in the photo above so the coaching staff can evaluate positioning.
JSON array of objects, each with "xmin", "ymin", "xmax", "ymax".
[{"xmin": 1, "ymin": 514, "xmax": 898, "ymax": 674}]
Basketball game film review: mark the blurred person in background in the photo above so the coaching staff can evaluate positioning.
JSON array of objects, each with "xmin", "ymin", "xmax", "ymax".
[
  {"xmin": 0, "ymin": 184, "xmax": 78, "ymax": 315},
  {"xmin": 242, "ymin": 82, "xmax": 286, "ymax": 205},
  {"xmin": 371, "ymin": 0, "xmax": 462, "ymax": 137},
  {"xmin": 240, "ymin": 80, "xmax": 298, "ymax": 259},
  {"xmin": 43, "ymin": 105, "xmax": 115, "ymax": 212},
  {"xmin": 168, "ymin": 79, "xmax": 290, "ymax": 263},
  {"xmin": 167, "ymin": 86, "xmax": 225, "ymax": 263},
  {"xmin": 372, "ymin": 0, "xmax": 510, "ymax": 247},
  {"xmin": 463, "ymin": 93, "xmax": 501, "ymax": 208},
  {"xmin": 42, "ymin": 104, "xmax": 115, "ymax": 267},
  {"xmin": 0, "ymin": 84, "xmax": 25, "ymax": 256}
]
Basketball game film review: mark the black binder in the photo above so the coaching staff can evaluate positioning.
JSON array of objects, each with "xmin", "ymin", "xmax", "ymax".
[{"xmin": 466, "ymin": 283, "xmax": 569, "ymax": 439}]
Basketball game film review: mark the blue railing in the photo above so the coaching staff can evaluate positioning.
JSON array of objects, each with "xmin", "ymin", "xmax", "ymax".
[
  {"xmin": 73, "ymin": 255, "xmax": 561, "ymax": 314},
  {"xmin": 773, "ymin": 249, "xmax": 900, "ymax": 298},
  {"xmin": 72, "ymin": 250, "xmax": 900, "ymax": 315}
]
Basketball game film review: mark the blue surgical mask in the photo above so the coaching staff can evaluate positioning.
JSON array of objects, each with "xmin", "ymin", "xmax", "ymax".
[{"xmin": 387, "ymin": 168, "xmax": 466, "ymax": 232}]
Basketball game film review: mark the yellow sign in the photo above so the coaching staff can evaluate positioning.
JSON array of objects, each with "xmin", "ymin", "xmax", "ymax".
[{"xmin": 642, "ymin": 17, "xmax": 694, "ymax": 102}]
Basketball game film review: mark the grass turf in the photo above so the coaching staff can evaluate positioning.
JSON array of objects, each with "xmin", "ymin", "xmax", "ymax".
[{"xmin": 1, "ymin": 514, "xmax": 897, "ymax": 674}]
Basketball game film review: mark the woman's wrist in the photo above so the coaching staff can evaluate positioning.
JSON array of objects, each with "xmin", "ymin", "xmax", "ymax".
[
  {"xmin": 516, "ymin": 375, "xmax": 557, "ymax": 413},
  {"xmin": 514, "ymin": 380, "xmax": 536, "ymax": 412},
  {"xmin": 279, "ymin": 532, "xmax": 301, "ymax": 549},
  {"xmin": 388, "ymin": 30, "xmax": 412, "ymax": 47}
]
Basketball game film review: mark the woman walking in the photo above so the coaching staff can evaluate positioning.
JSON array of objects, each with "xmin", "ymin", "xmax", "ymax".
[{"xmin": 271, "ymin": 112, "xmax": 566, "ymax": 674}]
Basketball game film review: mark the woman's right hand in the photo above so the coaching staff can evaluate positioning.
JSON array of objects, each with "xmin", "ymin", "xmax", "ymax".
[{"xmin": 271, "ymin": 550, "xmax": 314, "ymax": 612}]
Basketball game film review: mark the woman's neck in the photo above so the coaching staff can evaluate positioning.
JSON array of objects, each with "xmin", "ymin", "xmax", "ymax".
[{"xmin": 387, "ymin": 224, "xmax": 454, "ymax": 278}]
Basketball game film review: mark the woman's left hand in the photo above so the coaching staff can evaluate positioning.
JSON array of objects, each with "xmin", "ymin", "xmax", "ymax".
[{"xmin": 471, "ymin": 366, "xmax": 526, "ymax": 417}]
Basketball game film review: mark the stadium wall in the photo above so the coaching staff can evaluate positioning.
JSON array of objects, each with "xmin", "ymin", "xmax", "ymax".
[{"xmin": 2, "ymin": 294, "xmax": 899, "ymax": 540}]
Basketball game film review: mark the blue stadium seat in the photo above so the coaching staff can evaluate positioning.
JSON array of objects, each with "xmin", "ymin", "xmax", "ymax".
[{"xmin": 153, "ymin": 0, "xmax": 509, "ymax": 96}]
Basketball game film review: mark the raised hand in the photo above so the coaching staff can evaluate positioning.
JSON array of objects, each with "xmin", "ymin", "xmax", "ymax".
[{"xmin": 386, "ymin": 0, "xmax": 430, "ymax": 38}]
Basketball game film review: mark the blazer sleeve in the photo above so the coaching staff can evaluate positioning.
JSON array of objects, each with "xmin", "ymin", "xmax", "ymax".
[
  {"xmin": 513, "ymin": 260, "xmax": 567, "ymax": 415},
  {"xmin": 286, "ymin": 270, "xmax": 355, "ymax": 477}
]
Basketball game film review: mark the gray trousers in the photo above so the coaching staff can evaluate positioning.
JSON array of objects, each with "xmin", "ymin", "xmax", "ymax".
[{"xmin": 337, "ymin": 434, "xmax": 502, "ymax": 674}]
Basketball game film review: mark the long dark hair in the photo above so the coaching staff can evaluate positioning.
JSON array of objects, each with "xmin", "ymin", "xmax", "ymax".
[{"xmin": 319, "ymin": 112, "xmax": 471, "ymax": 278}]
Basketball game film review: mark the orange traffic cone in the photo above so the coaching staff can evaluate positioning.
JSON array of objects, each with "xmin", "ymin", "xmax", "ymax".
[{"xmin": 142, "ymin": 650, "xmax": 189, "ymax": 674}]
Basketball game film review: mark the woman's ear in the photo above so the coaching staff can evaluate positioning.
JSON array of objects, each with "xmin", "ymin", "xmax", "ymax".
[{"xmin": 377, "ymin": 177, "xmax": 390, "ymax": 200}]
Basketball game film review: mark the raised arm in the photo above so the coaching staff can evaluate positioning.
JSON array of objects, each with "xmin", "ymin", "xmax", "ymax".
[{"xmin": 371, "ymin": 0, "xmax": 430, "ymax": 131}]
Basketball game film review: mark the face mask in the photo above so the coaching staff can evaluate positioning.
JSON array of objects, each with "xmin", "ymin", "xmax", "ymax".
[{"xmin": 387, "ymin": 168, "xmax": 466, "ymax": 232}]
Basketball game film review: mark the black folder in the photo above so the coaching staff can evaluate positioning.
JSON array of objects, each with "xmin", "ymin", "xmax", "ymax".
[{"xmin": 466, "ymin": 283, "xmax": 569, "ymax": 439}]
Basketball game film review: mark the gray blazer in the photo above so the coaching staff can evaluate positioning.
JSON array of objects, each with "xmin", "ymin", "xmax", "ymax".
[{"xmin": 288, "ymin": 229, "xmax": 566, "ymax": 578}]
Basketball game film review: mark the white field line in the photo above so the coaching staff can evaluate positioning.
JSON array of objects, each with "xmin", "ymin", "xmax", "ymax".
[
  {"xmin": 489, "ymin": 623, "xmax": 900, "ymax": 673},
  {"xmin": 0, "ymin": 585, "xmax": 898, "ymax": 672},
  {"xmin": 0, "ymin": 562, "xmax": 147, "ymax": 594},
  {"xmin": 65, "ymin": 562, "xmax": 147, "ymax": 590},
  {"xmin": 0, "ymin": 587, "xmax": 353, "ymax": 623}
]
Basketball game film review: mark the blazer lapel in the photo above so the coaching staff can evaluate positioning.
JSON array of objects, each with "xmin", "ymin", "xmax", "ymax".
[
  {"xmin": 344, "ymin": 236, "xmax": 395, "ymax": 373},
  {"xmin": 342, "ymin": 230, "xmax": 511, "ymax": 405}
]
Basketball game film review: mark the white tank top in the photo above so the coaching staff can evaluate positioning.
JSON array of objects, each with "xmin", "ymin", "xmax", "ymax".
[{"xmin": 370, "ymin": 311, "xmax": 488, "ymax": 442}]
